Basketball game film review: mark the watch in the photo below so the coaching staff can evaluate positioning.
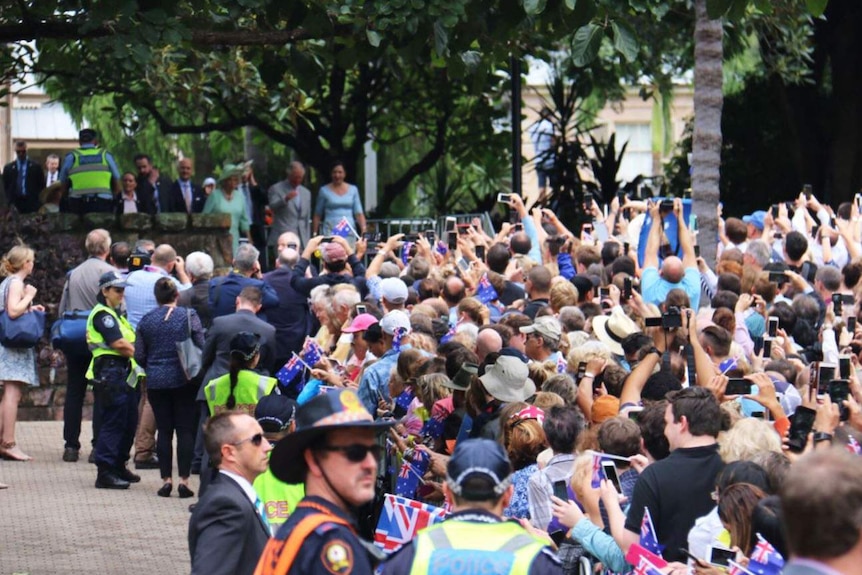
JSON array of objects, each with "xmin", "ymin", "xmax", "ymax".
[
  {"xmin": 812, "ymin": 431, "xmax": 834, "ymax": 443},
  {"xmin": 647, "ymin": 347, "xmax": 662, "ymax": 358}
]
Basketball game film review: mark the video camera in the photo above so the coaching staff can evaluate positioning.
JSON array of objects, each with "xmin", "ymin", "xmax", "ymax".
[
  {"xmin": 645, "ymin": 306, "xmax": 683, "ymax": 329},
  {"xmin": 128, "ymin": 248, "xmax": 152, "ymax": 272}
]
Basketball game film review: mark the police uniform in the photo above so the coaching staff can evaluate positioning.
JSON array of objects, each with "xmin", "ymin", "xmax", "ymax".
[
  {"xmin": 205, "ymin": 370, "xmax": 277, "ymax": 417},
  {"xmin": 87, "ymin": 286, "xmax": 145, "ymax": 488},
  {"xmin": 61, "ymin": 129, "xmax": 119, "ymax": 214}
]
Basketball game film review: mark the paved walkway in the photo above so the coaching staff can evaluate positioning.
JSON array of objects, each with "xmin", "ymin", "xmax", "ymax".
[{"xmin": 0, "ymin": 422, "xmax": 190, "ymax": 575}]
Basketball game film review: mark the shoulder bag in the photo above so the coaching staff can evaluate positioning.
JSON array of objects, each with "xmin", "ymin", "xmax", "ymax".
[
  {"xmin": 0, "ymin": 278, "xmax": 45, "ymax": 349},
  {"xmin": 176, "ymin": 308, "xmax": 203, "ymax": 380}
]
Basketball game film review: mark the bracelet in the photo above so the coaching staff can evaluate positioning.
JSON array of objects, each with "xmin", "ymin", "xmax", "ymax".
[
  {"xmin": 582, "ymin": 373, "xmax": 595, "ymax": 379},
  {"xmin": 812, "ymin": 431, "xmax": 834, "ymax": 443}
]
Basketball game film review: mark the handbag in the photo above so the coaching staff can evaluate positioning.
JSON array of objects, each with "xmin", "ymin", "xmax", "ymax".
[
  {"xmin": 0, "ymin": 278, "xmax": 45, "ymax": 349},
  {"xmin": 176, "ymin": 308, "xmax": 203, "ymax": 380},
  {"xmin": 51, "ymin": 310, "xmax": 90, "ymax": 355}
]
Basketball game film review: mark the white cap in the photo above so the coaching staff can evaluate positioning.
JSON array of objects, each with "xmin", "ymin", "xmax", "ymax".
[{"xmin": 380, "ymin": 310, "xmax": 411, "ymax": 335}]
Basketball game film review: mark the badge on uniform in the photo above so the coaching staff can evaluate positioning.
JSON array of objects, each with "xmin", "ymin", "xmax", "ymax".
[
  {"xmin": 102, "ymin": 315, "xmax": 116, "ymax": 329},
  {"xmin": 321, "ymin": 539, "xmax": 353, "ymax": 574}
]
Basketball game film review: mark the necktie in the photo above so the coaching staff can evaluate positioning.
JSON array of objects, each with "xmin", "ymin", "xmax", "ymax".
[
  {"xmin": 183, "ymin": 182, "xmax": 191, "ymax": 212},
  {"xmin": 254, "ymin": 497, "xmax": 272, "ymax": 534},
  {"xmin": 17, "ymin": 160, "xmax": 27, "ymax": 197}
]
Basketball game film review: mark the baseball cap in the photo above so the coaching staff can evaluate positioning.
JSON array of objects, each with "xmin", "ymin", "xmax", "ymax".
[
  {"xmin": 255, "ymin": 395, "xmax": 298, "ymax": 433},
  {"xmin": 379, "ymin": 277, "xmax": 408, "ymax": 304},
  {"xmin": 446, "ymin": 438, "xmax": 513, "ymax": 501},
  {"xmin": 322, "ymin": 242, "xmax": 348, "ymax": 263},
  {"xmin": 202, "ymin": 177, "xmax": 216, "ymax": 187},
  {"xmin": 98, "ymin": 271, "xmax": 128, "ymax": 290},
  {"xmin": 479, "ymin": 355, "xmax": 536, "ymax": 403},
  {"xmin": 229, "ymin": 332, "xmax": 261, "ymax": 361},
  {"xmin": 743, "ymin": 211, "xmax": 767, "ymax": 231},
  {"xmin": 519, "ymin": 316, "xmax": 562, "ymax": 343},
  {"xmin": 380, "ymin": 310, "xmax": 411, "ymax": 335},
  {"xmin": 342, "ymin": 313, "xmax": 379, "ymax": 334}
]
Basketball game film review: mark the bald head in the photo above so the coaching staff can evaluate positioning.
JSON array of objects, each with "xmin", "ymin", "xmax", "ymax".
[
  {"xmin": 475, "ymin": 328, "xmax": 503, "ymax": 363},
  {"xmin": 660, "ymin": 256, "xmax": 684, "ymax": 284},
  {"xmin": 443, "ymin": 276, "xmax": 466, "ymax": 307},
  {"xmin": 510, "ymin": 232, "xmax": 532, "ymax": 255},
  {"xmin": 277, "ymin": 231, "xmax": 301, "ymax": 252},
  {"xmin": 151, "ymin": 244, "xmax": 178, "ymax": 268}
]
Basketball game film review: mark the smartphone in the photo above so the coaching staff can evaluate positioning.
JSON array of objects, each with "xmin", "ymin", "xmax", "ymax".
[
  {"xmin": 577, "ymin": 361, "xmax": 587, "ymax": 382},
  {"xmin": 626, "ymin": 406, "xmax": 644, "ymax": 421},
  {"xmin": 623, "ymin": 277, "xmax": 633, "ymax": 301},
  {"xmin": 819, "ymin": 364, "xmax": 837, "ymax": 394},
  {"xmin": 763, "ymin": 338, "xmax": 772, "ymax": 358},
  {"xmin": 768, "ymin": 317, "xmax": 779, "ymax": 338},
  {"xmin": 706, "ymin": 545, "xmax": 736, "ymax": 567},
  {"xmin": 601, "ymin": 460, "xmax": 623, "ymax": 495},
  {"xmin": 840, "ymin": 355, "xmax": 852, "ymax": 379},
  {"xmin": 787, "ymin": 406, "xmax": 816, "ymax": 452},
  {"xmin": 322, "ymin": 236, "xmax": 334, "ymax": 243},
  {"xmin": 623, "ymin": 241, "xmax": 630, "ymax": 255},
  {"xmin": 726, "ymin": 378, "xmax": 752, "ymax": 396},
  {"xmin": 497, "ymin": 193, "xmax": 512, "ymax": 203},
  {"xmin": 287, "ymin": 242, "xmax": 298, "ymax": 250},
  {"xmin": 768, "ymin": 271, "xmax": 787, "ymax": 283},
  {"xmin": 424, "ymin": 230, "xmax": 436, "ymax": 243},
  {"xmin": 552, "ymin": 479, "xmax": 569, "ymax": 502},
  {"xmin": 849, "ymin": 316, "xmax": 857, "ymax": 334},
  {"xmin": 689, "ymin": 215, "xmax": 698, "ymax": 232},
  {"xmin": 457, "ymin": 257, "xmax": 470, "ymax": 272},
  {"xmin": 356, "ymin": 304, "xmax": 367, "ymax": 315},
  {"xmin": 830, "ymin": 380, "xmax": 850, "ymax": 421},
  {"xmin": 582, "ymin": 223, "xmax": 593, "ymax": 233},
  {"xmin": 678, "ymin": 548, "xmax": 708, "ymax": 567},
  {"xmin": 445, "ymin": 217, "xmax": 457, "ymax": 232},
  {"xmin": 772, "ymin": 205, "xmax": 779, "ymax": 218},
  {"xmin": 803, "ymin": 184, "xmax": 813, "ymax": 199},
  {"xmin": 833, "ymin": 293, "xmax": 844, "ymax": 315},
  {"xmin": 512, "ymin": 223, "xmax": 524, "ymax": 232},
  {"xmin": 475, "ymin": 245, "xmax": 485, "ymax": 261},
  {"xmin": 694, "ymin": 245, "xmax": 700, "ymax": 257},
  {"xmin": 774, "ymin": 232, "xmax": 783, "ymax": 240},
  {"xmin": 447, "ymin": 232, "xmax": 457, "ymax": 251},
  {"xmin": 457, "ymin": 224, "xmax": 471, "ymax": 236},
  {"xmin": 599, "ymin": 287, "xmax": 610, "ymax": 299}
]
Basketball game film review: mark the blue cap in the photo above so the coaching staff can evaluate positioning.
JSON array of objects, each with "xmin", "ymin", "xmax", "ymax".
[
  {"xmin": 743, "ymin": 210, "xmax": 767, "ymax": 231},
  {"xmin": 446, "ymin": 439, "xmax": 512, "ymax": 500}
]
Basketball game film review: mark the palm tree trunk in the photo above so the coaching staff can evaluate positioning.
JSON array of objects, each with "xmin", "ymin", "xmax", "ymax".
[{"xmin": 692, "ymin": 0, "xmax": 723, "ymax": 268}]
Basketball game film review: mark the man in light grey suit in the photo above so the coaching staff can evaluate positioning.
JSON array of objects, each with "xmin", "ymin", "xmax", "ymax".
[
  {"xmin": 267, "ymin": 161, "xmax": 311, "ymax": 249},
  {"xmin": 781, "ymin": 448, "xmax": 862, "ymax": 575},
  {"xmin": 189, "ymin": 412, "xmax": 272, "ymax": 575}
]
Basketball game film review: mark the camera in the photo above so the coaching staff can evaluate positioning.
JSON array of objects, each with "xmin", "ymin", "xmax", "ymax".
[
  {"xmin": 128, "ymin": 248, "xmax": 152, "ymax": 272},
  {"xmin": 645, "ymin": 306, "xmax": 683, "ymax": 329}
]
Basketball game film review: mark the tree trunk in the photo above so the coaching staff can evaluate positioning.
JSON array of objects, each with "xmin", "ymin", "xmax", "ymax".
[{"xmin": 692, "ymin": 0, "xmax": 723, "ymax": 268}]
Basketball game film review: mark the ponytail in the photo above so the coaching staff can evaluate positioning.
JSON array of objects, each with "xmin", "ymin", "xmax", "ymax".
[{"xmin": 226, "ymin": 355, "xmax": 242, "ymax": 410}]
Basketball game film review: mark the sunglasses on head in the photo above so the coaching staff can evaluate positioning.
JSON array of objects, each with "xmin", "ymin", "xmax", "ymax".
[
  {"xmin": 319, "ymin": 443, "xmax": 383, "ymax": 463},
  {"xmin": 232, "ymin": 433, "xmax": 265, "ymax": 447}
]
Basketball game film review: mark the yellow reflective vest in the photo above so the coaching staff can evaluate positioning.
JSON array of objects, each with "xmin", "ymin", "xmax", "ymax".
[
  {"xmin": 68, "ymin": 147, "xmax": 112, "ymax": 197},
  {"xmin": 85, "ymin": 303, "xmax": 144, "ymax": 387},
  {"xmin": 205, "ymin": 370, "xmax": 277, "ymax": 416}
]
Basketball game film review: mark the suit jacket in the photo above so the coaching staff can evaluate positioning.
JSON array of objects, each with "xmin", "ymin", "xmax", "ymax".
[
  {"xmin": 197, "ymin": 309, "xmax": 277, "ymax": 402},
  {"xmin": 207, "ymin": 272, "xmax": 280, "ymax": 321},
  {"xmin": 136, "ymin": 174, "xmax": 173, "ymax": 213},
  {"xmin": 267, "ymin": 180, "xmax": 312, "ymax": 247},
  {"xmin": 115, "ymin": 192, "xmax": 156, "ymax": 216},
  {"xmin": 2, "ymin": 158, "xmax": 45, "ymax": 214},
  {"xmin": 263, "ymin": 266, "xmax": 311, "ymax": 368},
  {"xmin": 188, "ymin": 472, "xmax": 270, "ymax": 575},
  {"xmin": 177, "ymin": 280, "xmax": 213, "ymax": 329},
  {"xmin": 167, "ymin": 179, "xmax": 207, "ymax": 214}
]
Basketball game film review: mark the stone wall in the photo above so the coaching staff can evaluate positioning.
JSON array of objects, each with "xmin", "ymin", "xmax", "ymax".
[{"xmin": 0, "ymin": 210, "xmax": 234, "ymax": 421}]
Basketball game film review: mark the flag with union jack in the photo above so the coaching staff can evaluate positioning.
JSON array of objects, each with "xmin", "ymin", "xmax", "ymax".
[
  {"xmin": 632, "ymin": 556, "xmax": 664, "ymax": 575},
  {"xmin": 392, "ymin": 327, "xmax": 408, "ymax": 352},
  {"xmin": 420, "ymin": 415, "xmax": 445, "ymax": 441},
  {"xmin": 590, "ymin": 452, "xmax": 608, "ymax": 488},
  {"xmin": 475, "ymin": 273, "xmax": 498, "ymax": 305},
  {"xmin": 747, "ymin": 534, "xmax": 784, "ymax": 575},
  {"xmin": 639, "ymin": 507, "xmax": 665, "ymax": 556},
  {"xmin": 848, "ymin": 435, "xmax": 862, "ymax": 455},
  {"xmin": 331, "ymin": 217, "xmax": 353, "ymax": 238},
  {"xmin": 374, "ymin": 494, "xmax": 447, "ymax": 553},
  {"xmin": 300, "ymin": 338, "xmax": 324, "ymax": 367},
  {"xmin": 394, "ymin": 448, "xmax": 430, "ymax": 498},
  {"xmin": 275, "ymin": 355, "xmax": 303, "ymax": 386}
]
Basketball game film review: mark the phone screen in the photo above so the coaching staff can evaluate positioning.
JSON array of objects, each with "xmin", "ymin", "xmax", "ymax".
[
  {"xmin": 447, "ymin": 232, "xmax": 457, "ymax": 251},
  {"xmin": 602, "ymin": 461, "xmax": 623, "ymax": 495},
  {"xmin": 819, "ymin": 364, "xmax": 837, "ymax": 394},
  {"xmin": 552, "ymin": 479, "xmax": 569, "ymax": 502},
  {"xmin": 725, "ymin": 379, "xmax": 751, "ymax": 396},
  {"xmin": 787, "ymin": 406, "xmax": 816, "ymax": 453},
  {"xmin": 623, "ymin": 277, "xmax": 633, "ymax": 300},
  {"xmin": 768, "ymin": 317, "xmax": 779, "ymax": 338},
  {"xmin": 762, "ymin": 338, "xmax": 772, "ymax": 358},
  {"xmin": 830, "ymin": 380, "xmax": 850, "ymax": 421},
  {"xmin": 840, "ymin": 356, "xmax": 851, "ymax": 379},
  {"xmin": 707, "ymin": 546, "xmax": 736, "ymax": 567},
  {"xmin": 356, "ymin": 304, "xmax": 366, "ymax": 315},
  {"xmin": 476, "ymin": 245, "xmax": 486, "ymax": 261}
]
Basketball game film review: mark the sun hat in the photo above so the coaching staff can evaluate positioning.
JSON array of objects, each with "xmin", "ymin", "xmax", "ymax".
[
  {"xmin": 592, "ymin": 307, "xmax": 641, "ymax": 357},
  {"xmin": 479, "ymin": 355, "xmax": 536, "ymax": 403}
]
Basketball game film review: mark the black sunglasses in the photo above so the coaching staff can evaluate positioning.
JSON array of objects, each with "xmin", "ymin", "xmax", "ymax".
[
  {"xmin": 232, "ymin": 433, "xmax": 264, "ymax": 447},
  {"xmin": 319, "ymin": 443, "xmax": 383, "ymax": 463}
]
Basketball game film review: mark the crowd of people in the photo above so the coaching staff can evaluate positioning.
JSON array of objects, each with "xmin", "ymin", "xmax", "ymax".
[{"xmin": 2, "ymin": 150, "xmax": 862, "ymax": 574}]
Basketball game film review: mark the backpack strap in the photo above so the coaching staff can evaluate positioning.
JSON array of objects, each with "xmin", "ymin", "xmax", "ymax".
[{"xmin": 253, "ymin": 509, "xmax": 351, "ymax": 575}]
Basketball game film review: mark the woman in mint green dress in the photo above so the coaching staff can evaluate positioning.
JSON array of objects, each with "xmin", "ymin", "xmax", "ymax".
[{"xmin": 203, "ymin": 163, "xmax": 250, "ymax": 254}]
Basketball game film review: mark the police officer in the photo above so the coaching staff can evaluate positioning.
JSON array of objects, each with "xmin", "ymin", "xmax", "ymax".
[
  {"xmin": 87, "ymin": 271, "xmax": 145, "ymax": 489},
  {"xmin": 59, "ymin": 128, "xmax": 121, "ymax": 214},
  {"xmin": 381, "ymin": 438, "xmax": 564, "ymax": 575},
  {"xmin": 254, "ymin": 389, "xmax": 394, "ymax": 575}
]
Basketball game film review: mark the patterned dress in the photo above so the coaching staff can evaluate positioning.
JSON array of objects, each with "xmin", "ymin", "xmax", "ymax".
[
  {"xmin": 503, "ymin": 463, "xmax": 538, "ymax": 520},
  {"xmin": 0, "ymin": 276, "xmax": 38, "ymax": 386}
]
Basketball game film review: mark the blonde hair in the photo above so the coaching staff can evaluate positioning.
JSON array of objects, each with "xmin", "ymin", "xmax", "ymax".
[
  {"xmin": 570, "ymin": 453, "xmax": 595, "ymax": 501},
  {"xmin": 549, "ymin": 281, "xmax": 579, "ymax": 313},
  {"xmin": 566, "ymin": 340, "xmax": 612, "ymax": 374},
  {"xmin": 1, "ymin": 245, "xmax": 34, "ymax": 277},
  {"xmin": 500, "ymin": 402, "xmax": 547, "ymax": 470},
  {"xmin": 718, "ymin": 417, "xmax": 782, "ymax": 462}
]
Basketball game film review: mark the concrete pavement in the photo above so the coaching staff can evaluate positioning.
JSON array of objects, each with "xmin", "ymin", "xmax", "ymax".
[{"xmin": 0, "ymin": 422, "xmax": 191, "ymax": 575}]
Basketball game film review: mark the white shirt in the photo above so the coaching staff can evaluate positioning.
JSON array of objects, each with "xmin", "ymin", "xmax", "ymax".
[
  {"xmin": 219, "ymin": 469, "xmax": 258, "ymax": 504},
  {"xmin": 122, "ymin": 192, "xmax": 138, "ymax": 214}
]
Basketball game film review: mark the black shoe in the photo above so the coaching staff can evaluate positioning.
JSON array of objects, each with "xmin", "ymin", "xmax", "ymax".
[
  {"xmin": 157, "ymin": 483, "xmax": 173, "ymax": 497},
  {"xmin": 178, "ymin": 484, "xmax": 195, "ymax": 499},
  {"xmin": 135, "ymin": 456, "xmax": 160, "ymax": 470},
  {"xmin": 117, "ymin": 467, "xmax": 141, "ymax": 483},
  {"xmin": 95, "ymin": 472, "xmax": 130, "ymax": 490},
  {"xmin": 88, "ymin": 451, "xmax": 96, "ymax": 464},
  {"xmin": 62, "ymin": 448, "xmax": 79, "ymax": 462}
]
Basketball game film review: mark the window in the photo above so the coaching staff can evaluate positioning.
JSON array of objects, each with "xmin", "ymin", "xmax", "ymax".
[{"xmin": 614, "ymin": 123, "xmax": 653, "ymax": 183}]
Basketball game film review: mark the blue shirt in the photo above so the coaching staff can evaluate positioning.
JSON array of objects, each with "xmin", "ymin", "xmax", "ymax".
[
  {"xmin": 356, "ymin": 347, "xmax": 399, "ymax": 415},
  {"xmin": 315, "ymin": 184, "xmax": 363, "ymax": 234},
  {"xmin": 641, "ymin": 266, "xmax": 702, "ymax": 310},
  {"xmin": 124, "ymin": 266, "xmax": 191, "ymax": 329}
]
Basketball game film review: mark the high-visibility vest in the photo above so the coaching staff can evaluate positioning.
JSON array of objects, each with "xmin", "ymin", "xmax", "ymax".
[
  {"xmin": 68, "ymin": 147, "xmax": 112, "ymax": 197},
  {"xmin": 253, "ymin": 458, "xmax": 306, "ymax": 532},
  {"xmin": 85, "ymin": 303, "xmax": 144, "ymax": 387},
  {"xmin": 409, "ymin": 519, "xmax": 548, "ymax": 575},
  {"xmin": 205, "ymin": 370, "xmax": 277, "ymax": 416}
]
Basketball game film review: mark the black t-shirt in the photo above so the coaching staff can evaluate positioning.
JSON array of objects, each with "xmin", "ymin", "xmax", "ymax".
[
  {"xmin": 498, "ymin": 281, "xmax": 526, "ymax": 306},
  {"xmin": 92, "ymin": 310, "xmax": 123, "ymax": 345},
  {"xmin": 624, "ymin": 443, "xmax": 724, "ymax": 563}
]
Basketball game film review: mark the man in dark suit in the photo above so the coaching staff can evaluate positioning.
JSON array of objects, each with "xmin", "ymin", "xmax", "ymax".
[
  {"xmin": 192, "ymin": 286, "xmax": 277, "ymax": 475},
  {"xmin": 167, "ymin": 158, "xmax": 207, "ymax": 214},
  {"xmin": 3, "ymin": 141, "xmax": 45, "ymax": 213},
  {"xmin": 209, "ymin": 243, "xmax": 279, "ymax": 321},
  {"xmin": 189, "ymin": 411, "xmax": 272, "ymax": 575},
  {"xmin": 134, "ymin": 153, "xmax": 173, "ymax": 213},
  {"xmin": 263, "ymin": 247, "xmax": 311, "ymax": 371}
]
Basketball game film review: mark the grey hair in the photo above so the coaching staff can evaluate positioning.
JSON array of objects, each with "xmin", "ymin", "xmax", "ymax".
[
  {"xmin": 745, "ymin": 240, "xmax": 772, "ymax": 268},
  {"xmin": 185, "ymin": 251, "xmax": 214, "ymax": 280},
  {"xmin": 233, "ymin": 243, "xmax": 260, "ymax": 273}
]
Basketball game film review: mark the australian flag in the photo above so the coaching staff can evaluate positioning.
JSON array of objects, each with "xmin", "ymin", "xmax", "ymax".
[
  {"xmin": 747, "ymin": 534, "xmax": 784, "ymax": 575},
  {"xmin": 374, "ymin": 494, "xmax": 447, "ymax": 553},
  {"xmin": 475, "ymin": 273, "xmax": 498, "ymax": 305},
  {"xmin": 300, "ymin": 338, "xmax": 324, "ymax": 367},
  {"xmin": 392, "ymin": 327, "xmax": 407, "ymax": 352},
  {"xmin": 639, "ymin": 507, "xmax": 665, "ymax": 556},
  {"xmin": 276, "ymin": 355, "xmax": 303, "ymax": 386},
  {"xmin": 590, "ymin": 453, "xmax": 609, "ymax": 488},
  {"xmin": 395, "ymin": 448, "xmax": 430, "ymax": 498},
  {"xmin": 632, "ymin": 557, "xmax": 664, "ymax": 575},
  {"xmin": 420, "ymin": 415, "xmax": 445, "ymax": 441},
  {"xmin": 331, "ymin": 217, "xmax": 353, "ymax": 238},
  {"xmin": 393, "ymin": 389, "xmax": 414, "ymax": 418}
]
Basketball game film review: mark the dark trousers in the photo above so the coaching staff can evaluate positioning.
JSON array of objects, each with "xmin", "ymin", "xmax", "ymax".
[
  {"xmin": 65, "ymin": 195, "xmax": 114, "ymax": 215},
  {"xmin": 191, "ymin": 401, "xmax": 208, "ymax": 474},
  {"xmin": 63, "ymin": 350, "xmax": 102, "ymax": 450},
  {"xmin": 93, "ymin": 362, "xmax": 139, "ymax": 471},
  {"xmin": 148, "ymin": 385, "xmax": 197, "ymax": 479}
]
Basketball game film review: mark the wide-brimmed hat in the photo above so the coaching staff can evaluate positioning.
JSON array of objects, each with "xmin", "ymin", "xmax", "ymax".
[
  {"xmin": 218, "ymin": 163, "xmax": 244, "ymax": 183},
  {"xmin": 592, "ymin": 307, "xmax": 641, "ymax": 356},
  {"xmin": 269, "ymin": 388, "xmax": 396, "ymax": 484},
  {"xmin": 443, "ymin": 363, "xmax": 478, "ymax": 392},
  {"xmin": 479, "ymin": 355, "xmax": 536, "ymax": 403}
]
